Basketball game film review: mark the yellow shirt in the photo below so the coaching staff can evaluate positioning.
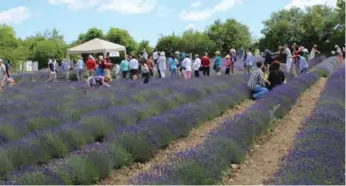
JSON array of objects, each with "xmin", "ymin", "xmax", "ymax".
[{"xmin": 264, "ymin": 73, "xmax": 268, "ymax": 81}]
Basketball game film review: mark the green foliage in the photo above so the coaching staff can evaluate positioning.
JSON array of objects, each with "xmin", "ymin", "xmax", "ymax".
[
  {"xmin": 259, "ymin": 4, "xmax": 344, "ymax": 52},
  {"xmin": 105, "ymin": 27, "xmax": 137, "ymax": 54}
]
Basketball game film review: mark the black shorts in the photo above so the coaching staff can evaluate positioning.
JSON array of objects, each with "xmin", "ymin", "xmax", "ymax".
[{"xmin": 130, "ymin": 69, "xmax": 138, "ymax": 75}]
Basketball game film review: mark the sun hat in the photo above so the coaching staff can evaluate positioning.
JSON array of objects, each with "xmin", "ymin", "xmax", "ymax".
[
  {"xmin": 230, "ymin": 49, "xmax": 236, "ymax": 53},
  {"xmin": 0, "ymin": 59, "xmax": 3, "ymax": 63},
  {"xmin": 99, "ymin": 55, "xmax": 104, "ymax": 60},
  {"xmin": 195, "ymin": 54, "xmax": 199, "ymax": 57},
  {"xmin": 160, "ymin": 51, "xmax": 165, "ymax": 56},
  {"xmin": 215, "ymin": 51, "xmax": 220, "ymax": 55},
  {"xmin": 225, "ymin": 55, "xmax": 230, "ymax": 59}
]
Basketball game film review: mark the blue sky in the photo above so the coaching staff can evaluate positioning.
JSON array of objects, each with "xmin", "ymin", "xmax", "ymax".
[{"xmin": 0, "ymin": 0, "xmax": 336, "ymax": 46}]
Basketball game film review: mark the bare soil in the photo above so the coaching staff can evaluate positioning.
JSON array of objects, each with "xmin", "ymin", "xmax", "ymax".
[
  {"xmin": 222, "ymin": 78, "xmax": 326, "ymax": 185},
  {"xmin": 98, "ymin": 99, "xmax": 255, "ymax": 185}
]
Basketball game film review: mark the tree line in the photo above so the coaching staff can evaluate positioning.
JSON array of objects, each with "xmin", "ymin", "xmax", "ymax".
[{"xmin": 0, "ymin": 0, "xmax": 344, "ymax": 70}]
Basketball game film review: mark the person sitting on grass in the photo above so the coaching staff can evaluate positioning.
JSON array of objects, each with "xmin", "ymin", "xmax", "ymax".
[
  {"xmin": 87, "ymin": 75, "xmax": 111, "ymax": 89},
  {"xmin": 247, "ymin": 61, "xmax": 269, "ymax": 100}
]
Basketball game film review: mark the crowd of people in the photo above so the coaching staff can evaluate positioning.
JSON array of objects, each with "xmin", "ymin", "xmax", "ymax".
[{"xmin": 1, "ymin": 42, "xmax": 344, "ymax": 97}]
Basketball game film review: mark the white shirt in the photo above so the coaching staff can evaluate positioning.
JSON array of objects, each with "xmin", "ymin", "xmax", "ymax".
[
  {"xmin": 153, "ymin": 52, "xmax": 159, "ymax": 60},
  {"xmin": 129, "ymin": 58, "xmax": 139, "ymax": 70},
  {"xmin": 182, "ymin": 57, "xmax": 192, "ymax": 71},
  {"xmin": 0, "ymin": 63, "xmax": 6, "ymax": 79},
  {"xmin": 77, "ymin": 59, "xmax": 84, "ymax": 70},
  {"xmin": 192, "ymin": 58, "xmax": 201, "ymax": 71},
  {"xmin": 157, "ymin": 56, "xmax": 167, "ymax": 70}
]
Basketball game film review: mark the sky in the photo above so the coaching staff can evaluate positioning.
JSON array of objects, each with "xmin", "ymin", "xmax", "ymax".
[{"xmin": 0, "ymin": 0, "xmax": 337, "ymax": 46}]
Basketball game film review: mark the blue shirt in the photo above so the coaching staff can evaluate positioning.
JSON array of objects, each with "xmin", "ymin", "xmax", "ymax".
[
  {"xmin": 120, "ymin": 60, "xmax": 129, "ymax": 71},
  {"xmin": 77, "ymin": 59, "xmax": 84, "ymax": 70},
  {"xmin": 299, "ymin": 56, "xmax": 309, "ymax": 71},
  {"xmin": 215, "ymin": 56, "xmax": 221, "ymax": 67},
  {"xmin": 245, "ymin": 53, "xmax": 253, "ymax": 66},
  {"xmin": 96, "ymin": 66, "xmax": 105, "ymax": 76},
  {"xmin": 169, "ymin": 57, "xmax": 177, "ymax": 69}
]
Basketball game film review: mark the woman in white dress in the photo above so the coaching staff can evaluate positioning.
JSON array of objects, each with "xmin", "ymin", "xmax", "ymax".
[
  {"xmin": 309, "ymin": 44, "xmax": 320, "ymax": 60},
  {"xmin": 157, "ymin": 52, "xmax": 167, "ymax": 78}
]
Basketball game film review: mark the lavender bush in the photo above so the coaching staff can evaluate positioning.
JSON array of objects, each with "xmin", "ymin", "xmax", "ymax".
[
  {"xmin": 0, "ymin": 76, "xmax": 234, "ymax": 144},
  {"xmin": 311, "ymin": 56, "xmax": 341, "ymax": 77},
  {"xmin": 0, "ymin": 75, "xmax": 249, "ymax": 179},
  {"xmin": 3, "ymin": 82, "xmax": 250, "ymax": 184},
  {"xmin": 271, "ymin": 66, "xmax": 345, "ymax": 185},
  {"xmin": 130, "ymin": 72, "xmax": 321, "ymax": 185}
]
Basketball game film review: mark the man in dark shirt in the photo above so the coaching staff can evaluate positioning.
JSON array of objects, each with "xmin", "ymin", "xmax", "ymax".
[
  {"xmin": 45, "ymin": 59, "xmax": 57, "ymax": 83},
  {"xmin": 268, "ymin": 61, "xmax": 285, "ymax": 90},
  {"xmin": 201, "ymin": 52, "xmax": 211, "ymax": 76}
]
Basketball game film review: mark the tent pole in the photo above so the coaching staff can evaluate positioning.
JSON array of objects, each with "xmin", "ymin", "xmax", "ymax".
[{"xmin": 124, "ymin": 48, "xmax": 127, "ymax": 59}]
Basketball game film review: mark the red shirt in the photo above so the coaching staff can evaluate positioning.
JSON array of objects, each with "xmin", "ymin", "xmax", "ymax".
[
  {"xmin": 201, "ymin": 56, "xmax": 210, "ymax": 67},
  {"xmin": 104, "ymin": 58, "xmax": 113, "ymax": 69},
  {"xmin": 86, "ymin": 59, "xmax": 96, "ymax": 70}
]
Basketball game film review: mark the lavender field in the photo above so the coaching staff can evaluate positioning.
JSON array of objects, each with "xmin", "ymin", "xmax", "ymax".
[{"xmin": 0, "ymin": 56, "xmax": 344, "ymax": 185}]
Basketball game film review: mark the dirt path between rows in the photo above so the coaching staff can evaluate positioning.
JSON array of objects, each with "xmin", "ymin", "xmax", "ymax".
[
  {"xmin": 98, "ymin": 99, "xmax": 255, "ymax": 185},
  {"xmin": 222, "ymin": 78, "xmax": 326, "ymax": 185}
]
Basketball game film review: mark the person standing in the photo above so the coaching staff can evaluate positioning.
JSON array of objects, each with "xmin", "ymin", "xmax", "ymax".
[
  {"xmin": 224, "ymin": 55, "xmax": 231, "ymax": 75},
  {"xmin": 309, "ymin": 44, "xmax": 320, "ymax": 60},
  {"xmin": 141, "ymin": 60, "xmax": 150, "ymax": 84},
  {"xmin": 192, "ymin": 54, "xmax": 201, "ymax": 77},
  {"xmin": 0, "ymin": 59, "xmax": 7, "ymax": 93},
  {"xmin": 182, "ymin": 53, "xmax": 192, "ymax": 79},
  {"xmin": 214, "ymin": 51, "xmax": 222, "ymax": 76},
  {"xmin": 153, "ymin": 49, "xmax": 160, "ymax": 77},
  {"xmin": 104, "ymin": 55, "xmax": 113, "ymax": 80},
  {"xmin": 157, "ymin": 52, "xmax": 167, "ymax": 78},
  {"xmin": 86, "ymin": 55, "xmax": 96, "ymax": 78},
  {"xmin": 96, "ymin": 56, "xmax": 105, "ymax": 76},
  {"xmin": 146, "ymin": 55, "xmax": 155, "ymax": 77},
  {"xmin": 244, "ymin": 49, "xmax": 253, "ymax": 74},
  {"xmin": 45, "ymin": 59, "xmax": 57, "ymax": 83},
  {"xmin": 247, "ymin": 61, "xmax": 269, "ymax": 100},
  {"xmin": 201, "ymin": 52, "xmax": 210, "ymax": 76},
  {"xmin": 229, "ymin": 49, "xmax": 237, "ymax": 75},
  {"xmin": 298, "ymin": 52, "xmax": 309, "ymax": 74},
  {"xmin": 120, "ymin": 56, "xmax": 129, "ymax": 79},
  {"xmin": 129, "ymin": 55, "xmax": 139, "ymax": 80},
  {"xmin": 76, "ymin": 57, "xmax": 85, "ymax": 81},
  {"xmin": 169, "ymin": 54, "xmax": 178, "ymax": 77},
  {"xmin": 284, "ymin": 44, "xmax": 292, "ymax": 73},
  {"xmin": 335, "ymin": 45, "xmax": 344, "ymax": 64}
]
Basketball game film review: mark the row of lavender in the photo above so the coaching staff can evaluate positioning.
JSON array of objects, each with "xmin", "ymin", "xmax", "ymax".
[
  {"xmin": 130, "ymin": 57, "xmax": 340, "ymax": 184},
  {"xmin": 0, "ymin": 76, "xmax": 235, "ymax": 144},
  {"xmin": 0, "ymin": 75, "xmax": 250, "ymax": 180},
  {"xmin": 1, "ymin": 77, "xmax": 251, "ymax": 184},
  {"xmin": 271, "ymin": 66, "xmax": 345, "ymax": 185}
]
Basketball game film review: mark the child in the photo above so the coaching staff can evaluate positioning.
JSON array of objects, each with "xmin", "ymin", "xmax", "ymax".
[
  {"xmin": 141, "ymin": 61, "xmax": 150, "ymax": 84},
  {"xmin": 87, "ymin": 75, "xmax": 111, "ymax": 89},
  {"xmin": 224, "ymin": 55, "xmax": 231, "ymax": 75}
]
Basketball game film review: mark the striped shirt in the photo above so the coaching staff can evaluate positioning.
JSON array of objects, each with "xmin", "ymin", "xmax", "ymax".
[{"xmin": 247, "ymin": 68, "xmax": 266, "ymax": 90}]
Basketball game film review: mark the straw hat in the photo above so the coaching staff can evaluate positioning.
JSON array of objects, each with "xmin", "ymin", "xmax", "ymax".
[
  {"xmin": 160, "ymin": 51, "xmax": 165, "ymax": 56},
  {"xmin": 99, "ymin": 55, "xmax": 104, "ymax": 60},
  {"xmin": 225, "ymin": 55, "xmax": 230, "ymax": 59},
  {"xmin": 230, "ymin": 49, "xmax": 236, "ymax": 53},
  {"xmin": 215, "ymin": 51, "xmax": 220, "ymax": 55}
]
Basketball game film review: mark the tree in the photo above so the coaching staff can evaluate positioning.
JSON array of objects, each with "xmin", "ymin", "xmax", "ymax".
[
  {"xmin": 180, "ymin": 29, "xmax": 216, "ymax": 55},
  {"xmin": 135, "ymin": 40, "xmax": 153, "ymax": 56},
  {"xmin": 259, "ymin": 4, "xmax": 343, "ymax": 53},
  {"xmin": 77, "ymin": 27, "xmax": 104, "ymax": 43},
  {"xmin": 105, "ymin": 27, "xmax": 137, "ymax": 54},
  {"xmin": 207, "ymin": 19, "xmax": 252, "ymax": 54},
  {"xmin": 156, "ymin": 34, "xmax": 183, "ymax": 56}
]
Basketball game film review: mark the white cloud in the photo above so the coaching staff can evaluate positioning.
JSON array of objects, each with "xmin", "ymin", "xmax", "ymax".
[
  {"xmin": 0, "ymin": 6, "xmax": 31, "ymax": 24},
  {"xmin": 284, "ymin": 0, "xmax": 337, "ymax": 9},
  {"xmin": 156, "ymin": 6, "xmax": 174, "ymax": 17},
  {"xmin": 190, "ymin": 1, "xmax": 201, "ymax": 8},
  {"xmin": 48, "ymin": 0, "xmax": 158, "ymax": 14},
  {"xmin": 179, "ymin": 0, "xmax": 243, "ymax": 22}
]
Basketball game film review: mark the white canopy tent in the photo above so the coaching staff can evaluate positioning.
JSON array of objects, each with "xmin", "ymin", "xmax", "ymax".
[{"xmin": 67, "ymin": 38, "xmax": 127, "ymax": 58}]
